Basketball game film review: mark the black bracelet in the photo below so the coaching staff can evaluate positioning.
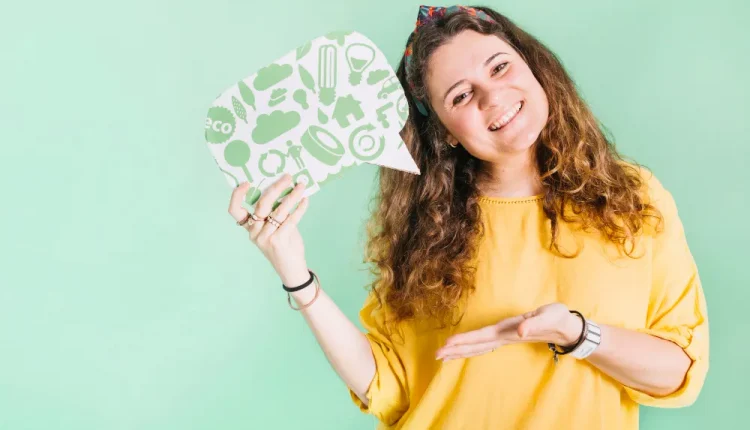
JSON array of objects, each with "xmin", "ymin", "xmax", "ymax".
[
  {"xmin": 548, "ymin": 310, "xmax": 587, "ymax": 355},
  {"xmin": 282, "ymin": 270, "xmax": 315, "ymax": 292}
]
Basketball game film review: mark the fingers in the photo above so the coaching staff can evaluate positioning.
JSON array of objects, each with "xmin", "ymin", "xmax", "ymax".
[
  {"xmin": 436, "ymin": 340, "xmax": 499, "ymax": 361},
  {"xmin": 245, "ymin": 174, "xmax": 294, "ymax": 241},
  {"xmin": 517, "ymin": 317, "xmax": 543, "ymax": 339},
  {"xmin": 445, "ymin": 315, "xmax": 524, "ymax": 347},
  {"xmin": 271, "ymin": 181, "xmax": 307, "ymax": 222},
  {"xmin": 258, "ymin": 183, "xmax": 307, "ymax": 240},
  {"xmin": 228, "ymin": 182, "xmax": 253, "ymax": 227},
  {"xmin": 256, "ymin": 181, "xmax": 307, "ymax": 243},
  {"xmin": 254, "ymin": 174, "xmax": 294, "ymax": 219},
  {"xmin": 277, "ymin": 196, "xmax": 309, "ymax": 233},
  {"xmin": 444, "ymin": 325, "xmax": 499, "ymax": 347}
]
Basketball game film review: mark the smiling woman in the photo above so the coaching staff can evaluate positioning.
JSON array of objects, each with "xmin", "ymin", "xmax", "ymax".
[
  {"xmin": 226, "ymin": 4, "xmax": 709, "ymax": 430},
  {"xmin": 350, "ymin": 4, "xmax": 708, "ymax": 429}
]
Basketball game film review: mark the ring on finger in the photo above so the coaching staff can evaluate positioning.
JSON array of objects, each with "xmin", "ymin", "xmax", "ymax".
[
  {"xmin": 237, "ymin": 212, "xmax": 264, "ymax": 227},
  {"xmin": 266, "ymin": 215, "xmax": 282, "ymax": 228},
  {"xmin": 237, "ymin": 213, "xmax": 252, "ymax": 227}
]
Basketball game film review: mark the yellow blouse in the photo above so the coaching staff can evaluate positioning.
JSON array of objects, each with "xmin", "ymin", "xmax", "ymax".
[{"xmin": 348, "ymin": 167, "xmax": 709, "ymax": 429}]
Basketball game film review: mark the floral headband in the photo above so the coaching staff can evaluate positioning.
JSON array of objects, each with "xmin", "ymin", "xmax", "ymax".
[{"xmin": 403, "ymin": 5, "xmax": 496, "ymax": 116}]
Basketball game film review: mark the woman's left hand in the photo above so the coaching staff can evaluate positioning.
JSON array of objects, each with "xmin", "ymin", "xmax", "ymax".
[{"xmin": 435, "ymin": 303, "xmax": 583, "ymax": 361}]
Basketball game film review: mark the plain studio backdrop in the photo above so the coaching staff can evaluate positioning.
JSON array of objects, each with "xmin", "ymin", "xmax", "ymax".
[{"xmin": 1, "ymin": 0, "xmax": 747, "ymax": 429}]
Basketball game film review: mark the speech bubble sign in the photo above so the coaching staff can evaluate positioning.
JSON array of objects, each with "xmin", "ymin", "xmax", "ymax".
[{"xmin": 204, "ymin": 30, "xmax": 420, "ymax": 211}]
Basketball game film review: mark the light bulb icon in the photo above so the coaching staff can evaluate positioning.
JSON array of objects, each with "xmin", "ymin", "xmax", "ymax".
[{"xmin": 345, "ymin": 43, "xmax": 375, "ymax": 86}]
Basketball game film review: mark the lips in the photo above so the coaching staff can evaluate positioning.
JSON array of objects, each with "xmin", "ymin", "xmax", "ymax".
[{"xmin": 488, "ymin": 101, "xmax": 524, "ymax": 131}]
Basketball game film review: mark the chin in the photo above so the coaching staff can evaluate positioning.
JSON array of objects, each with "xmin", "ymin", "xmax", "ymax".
[{"xmin": 491, "ymin": 130, "xmax": 541, "ymax": 155}]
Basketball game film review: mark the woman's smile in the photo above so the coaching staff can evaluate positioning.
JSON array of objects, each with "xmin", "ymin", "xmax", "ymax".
[{"xmin": 488, "ymin": 101, "xmax": 524, "ymax": 132}]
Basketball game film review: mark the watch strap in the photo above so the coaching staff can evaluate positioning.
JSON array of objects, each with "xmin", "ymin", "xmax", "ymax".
[{"xmin": 571, "ymin": 319, "xmax": 601, "ymax": 359}]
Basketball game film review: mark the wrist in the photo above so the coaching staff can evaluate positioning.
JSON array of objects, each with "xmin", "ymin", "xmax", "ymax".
[
  {"xmin": 279, "ymin": 267, "xmax": 310, "ymax": 288},
  {"xmin": 559, "ymin": 312, "xmax": 584, "ymax": 347}
]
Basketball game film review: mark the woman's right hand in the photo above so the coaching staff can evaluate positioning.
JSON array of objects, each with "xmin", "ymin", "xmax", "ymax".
[{"xmin": 227, "ymin": 173, "xmax": 311, "ymax": 287}]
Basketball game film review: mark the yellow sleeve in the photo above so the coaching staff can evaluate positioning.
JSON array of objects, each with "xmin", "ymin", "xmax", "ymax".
[
  {"xmin": 348, "ymin": 292, "xmax": 410, "ymax": 425},
  {"xmin": 624, "ymin": 171, "xmax": 710, "ymax": 408}
]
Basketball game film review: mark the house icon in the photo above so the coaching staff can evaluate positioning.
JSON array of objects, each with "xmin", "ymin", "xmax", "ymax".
[{"xmin": 331, "ymin": 94, "xmax": 365, "ymax": 128}]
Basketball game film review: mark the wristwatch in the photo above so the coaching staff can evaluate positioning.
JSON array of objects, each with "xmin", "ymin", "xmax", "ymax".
[
  {"xmin": 571, "ymin": 316, "xmax": 601, "ymax": 359},
  {"xmin": 548, "ymin": 310, "xmax": 602, "ymax": 364}
]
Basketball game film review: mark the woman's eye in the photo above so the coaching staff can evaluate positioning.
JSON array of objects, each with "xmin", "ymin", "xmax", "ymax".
[
  {"xmin": 452, "ymin": 92, "xmax": 469, "ymax": 106},
  {"xmin": 493, "ymin": 62, "xmax": 509, "ymax": 74},
  {"xmin": 451, "ymin": 63, "xmax": 508, "ymax": 106}
]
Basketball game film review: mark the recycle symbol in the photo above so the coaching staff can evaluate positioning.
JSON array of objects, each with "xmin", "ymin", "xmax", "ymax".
[{"xmin": 258, "ymin": 149, "xmax": 287, "ymax": 177}]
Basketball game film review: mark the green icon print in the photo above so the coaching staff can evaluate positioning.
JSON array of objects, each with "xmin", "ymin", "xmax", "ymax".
[
  {"xmin": 349, "ymin": 124, "xmax": 385, "ymax": 162},
  {"xmin": 318, "ymin": 45, "xmax": 337, "ymax": 106},
  {"xmin": 244, "ymin": 178, "xmax": 266, "ymax": 207},
  {"xmin": 269, "ymin": 88, "xmax": 287, "ymax": 107},
  {"xmin": 224, "ymin": 140, "xmax": 254, "ymax": 183},
  {"xmin": 293, "ymin": 169, "xmax": 315, "ymax": 190},
  {"xmin": 272, "ymin": 185, "xmax": 295, "ymax": 211},
  {"xmin": 253, "ymin": 63, "xmax": 293, "ymax": 91},
  {"xmin": 259, "ymin": 149, "xmax": 287, "ymax": 177},
  {"xmin": 396, "ymin": 94, "xmax": 408, "ymax": 121},
  {"xmin": 324, "ymin": 30, "xmax": 351, "ymax": 46},
  {"xmin": 300, "ymin": 125, "xmax": 345, "ymax": 166},
  {"xmin": 286, "ymin": 140, "xmax": 305, "ymax": 170},
  {"xmin": 232, "ymin": 96, "xmax": 247, "ymax": 123},
  {"xmin": 376, "ymin": 102, "xmax": 393, "ymax": 128},
  {"xmin": 298, "ymin": 65, "xmax": 316, "ymax": 94},
  {"xmin": 378, "ymin": 76, "xmax": 401, "ymax": 99},
  {"xmin": 251, "ymin": 110, "xmax": 301, "ymax": 144},
  {"xmin": 345, "ymin": 43, "xmax": 375, "ymax": 85},
  {"xmin": 317, "ymin": 108, "xmax": 329, "ymax": 124},
  {"xmin": 205, "ymin": 106, "xmax": 236, "ymax": 144},
  {"xmin": 332, "ymin": 94, "xmax": 364, "ymax": 128},
  {"xmin": 296, "ymin": 41, "xmax": 312, "ymax": 60},
  {"xmin": 293, "ymin": 89, "xmax": 309, "ymax": 109},
  {"xmin": 238, "ymin": 81, "xmax": 256, "ymax": 110},
  {"xmin": 246, "ymin": 185, "xmax": 262, "ymax": 206},
  {"xmin": 367, "ymin": 70, "xmax": 389, "ymax": 85}
]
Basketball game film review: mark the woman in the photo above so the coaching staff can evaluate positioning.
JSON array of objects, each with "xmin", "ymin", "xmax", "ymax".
[{"xmin": 227, "ymin": 5, "xmax": 709, "ymax": 429}]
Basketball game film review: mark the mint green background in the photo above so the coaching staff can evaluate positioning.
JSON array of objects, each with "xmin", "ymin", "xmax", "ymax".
[{"xmin": 1, "ymin": 1, "xmax": 747, "ymax": 428}]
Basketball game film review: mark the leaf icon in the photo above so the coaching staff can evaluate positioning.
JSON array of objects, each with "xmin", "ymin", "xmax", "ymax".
[
  {"xmin": 238, "ymin": 81, "xmax": 256, "ymax": 111},
  {"xmin": 232, "ymin": 96, "xmax": 247, "ymax": 123},
  {"xmin": 296, "ymin": 41, "xmax": 312, "ymax": 60},
  {"xmin": 298, "ymin": 65, "xmax": 316, "ymax": 94}
]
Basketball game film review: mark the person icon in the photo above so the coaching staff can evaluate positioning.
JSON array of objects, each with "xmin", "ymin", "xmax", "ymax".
[{"xmin": 286, "ymin": 140, "xmax": 305, "ymax": 170}]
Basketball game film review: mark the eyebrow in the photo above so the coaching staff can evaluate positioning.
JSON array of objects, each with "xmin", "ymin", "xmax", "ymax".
[{"xmin": 442, "ymin": 52, "xmax": 509, "ymax": 103}]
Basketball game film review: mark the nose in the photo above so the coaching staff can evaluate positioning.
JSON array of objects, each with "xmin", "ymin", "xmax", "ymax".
[{"xmin": 477, "ymin": 86, "xmax": 503, "ymax": 111}]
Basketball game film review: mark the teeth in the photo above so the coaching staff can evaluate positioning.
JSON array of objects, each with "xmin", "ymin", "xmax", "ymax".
[{"xmin": 489, "ymin": 102, "xmax": 522, "ymax": 131}]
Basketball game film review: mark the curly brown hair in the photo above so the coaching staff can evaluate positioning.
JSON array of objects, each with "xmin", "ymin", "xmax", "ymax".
[{"xmin": 363, "ymin": 6, "xmax": 662, "ymax": 334}]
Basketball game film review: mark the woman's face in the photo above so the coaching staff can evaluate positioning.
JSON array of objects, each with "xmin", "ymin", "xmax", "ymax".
[{"xmin": 425, "ymin": 30, "xmax": 549, "ymax": 160}]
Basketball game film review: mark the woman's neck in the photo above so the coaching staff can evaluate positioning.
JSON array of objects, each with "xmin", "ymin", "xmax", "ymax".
[{"xmin": 477, "ymin": 151, "xmax": 544, "ymax": 198}]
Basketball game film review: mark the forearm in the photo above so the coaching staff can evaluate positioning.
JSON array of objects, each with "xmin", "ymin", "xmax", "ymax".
[
  {"xmin": 580, "ymin": 322, "xmax": 692, "ymax": 397},
  {"xmin": 287, "ymin": 282, "xmax": 376, "ymax": 406}
]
